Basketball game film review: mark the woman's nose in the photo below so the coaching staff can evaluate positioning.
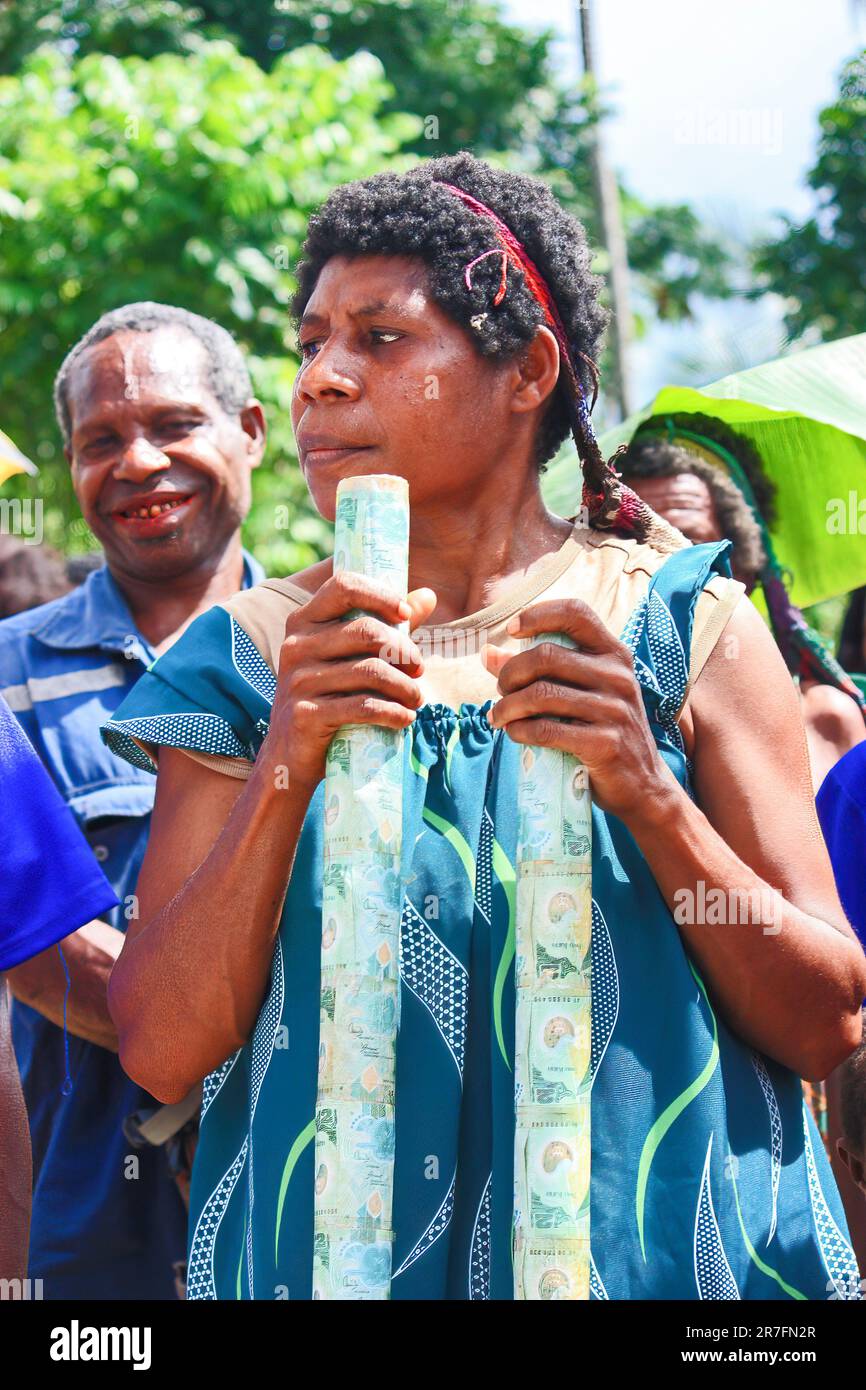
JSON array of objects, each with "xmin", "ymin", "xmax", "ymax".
[{"xmin": 295, "ymin": 340, "xmax": 361, "ymax": 404}]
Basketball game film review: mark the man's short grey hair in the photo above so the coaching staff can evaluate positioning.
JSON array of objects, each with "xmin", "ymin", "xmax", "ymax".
[{"xmin": 53, "ymin": 301, "xmax": 253, "ymax": 446}]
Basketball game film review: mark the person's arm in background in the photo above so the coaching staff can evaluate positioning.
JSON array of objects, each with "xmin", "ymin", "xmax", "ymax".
[
  {"xmin": 0, "ymin": 694, "xmax": 118, "ymax": 1281},
  {"xmin": 0, "ymin": 692, "xmax": 119, "ymax": 1043},
  {"xmin": 0, "ymin": 688, "xmax": 123, "ymax": 1049},
  {"xmin": 0, "ymin": 975, "xmax": 30, "ymax": 1283},
  {"xmin": 7, "ymin": 920, "xmax": 123, "ymax": 1052},
  {"xmin": 801, "ymin": 679, "xmax": 866, "ymax": 794}
]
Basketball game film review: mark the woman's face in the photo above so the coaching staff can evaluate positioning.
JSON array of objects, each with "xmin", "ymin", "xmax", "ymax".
[
  {"xmin": 291, "ymin": 254, "xmax": 532, "ymax": 520},
  {"xmin": 625, "ymin": 471, "xmax": 723, "ymax": 547}
]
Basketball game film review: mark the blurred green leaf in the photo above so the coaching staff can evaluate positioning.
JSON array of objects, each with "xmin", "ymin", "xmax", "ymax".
[{"xmin": 754, "ymin": 50, "xmax": 866, "ymax": 342}]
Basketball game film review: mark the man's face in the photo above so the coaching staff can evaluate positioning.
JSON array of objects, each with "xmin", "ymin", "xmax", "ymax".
[
  {"xmin": 291, "ymin": 254, "xmax": 523, "ymax": 521},
  {"xmin": 625, "ymin": 472, "xmax": 723, "ymax": 547},
  {"xmin": 66, "ymin": 326, "xmax": 264, "ymax": 582}
]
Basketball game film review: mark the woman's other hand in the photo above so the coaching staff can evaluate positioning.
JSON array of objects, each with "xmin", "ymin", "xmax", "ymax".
[{"xmin": 482, "ymin": 597, "xmax": 671, "ymax": 820}]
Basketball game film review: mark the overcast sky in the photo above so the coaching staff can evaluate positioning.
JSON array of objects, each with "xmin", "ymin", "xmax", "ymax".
[{"xmin": 502, "ymin": 0, "xmax": 866, "ymax": 407}]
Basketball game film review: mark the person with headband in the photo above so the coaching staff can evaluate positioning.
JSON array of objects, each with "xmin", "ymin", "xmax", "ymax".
[
  {"xmin": 619, "ymin": 417, "xmax": 866, "ymax": 793},
  {"xmin": 620, "ymin": 417, "xmax": 866, "ymax": 1261},
  {"xmin": 102, "ymin": 154, "xmax": 864, "ymax": 1300}
]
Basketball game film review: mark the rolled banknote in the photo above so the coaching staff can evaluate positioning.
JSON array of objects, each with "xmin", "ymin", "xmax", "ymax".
[
  {"xmin": 513, "ymin": 631, "xmax": 592, "ymax": 1302},
  {"xmin": 314, "ymin": 474, "xmax": 410, "ymax": 1300},
  {"xmin": 516, "ymin": 1238, "xmax": 591, "ymax": 1302}
]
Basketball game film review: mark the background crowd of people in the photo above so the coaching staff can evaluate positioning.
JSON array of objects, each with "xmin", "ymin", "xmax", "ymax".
[{"xmin": 1, "ymin": 0, "xmax": 865, "ymax": 1314}]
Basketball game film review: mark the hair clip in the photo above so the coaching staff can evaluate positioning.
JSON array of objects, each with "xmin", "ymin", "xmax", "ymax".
[{"xmin": 463, "ymin": 248, "xmax": 509, "ymax": 306}]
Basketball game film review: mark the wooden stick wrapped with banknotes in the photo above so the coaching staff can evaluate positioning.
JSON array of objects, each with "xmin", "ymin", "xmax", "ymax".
[
  {"xmin": 513, "ymin": 631, "xmax": 592, "ymax": 1301},
  {"xmin": 313, "ymin": 474, "xmax": 410, "ymax": 1300}
]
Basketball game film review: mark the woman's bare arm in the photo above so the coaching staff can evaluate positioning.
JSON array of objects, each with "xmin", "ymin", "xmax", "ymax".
[
  {"xmin": 109, "ymin": 748, "xmax": 312, "ymax": 1103},
  {"xmin": 485, "ymin": 594, "xmax": 866, "ymax": 1080},
  {"xmin": 659, "ymin": 596, "xmax": 866, "ymax": 1077}
]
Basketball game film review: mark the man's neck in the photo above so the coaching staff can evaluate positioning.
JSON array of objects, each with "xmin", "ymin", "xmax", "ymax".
[{"xmin": 111, "ymin": 534, "xmax": 247, "ymax": 653}]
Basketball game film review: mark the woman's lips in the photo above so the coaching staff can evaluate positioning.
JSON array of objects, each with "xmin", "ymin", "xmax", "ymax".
[{"xmin": 302, "ymin": 445, "xmax": 373, "ymax": 468}]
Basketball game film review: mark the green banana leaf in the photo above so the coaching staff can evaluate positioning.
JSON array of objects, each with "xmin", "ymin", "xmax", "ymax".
[{"xmin": 541, "ymin": 334, "xmax": 866, "ymax": 609}]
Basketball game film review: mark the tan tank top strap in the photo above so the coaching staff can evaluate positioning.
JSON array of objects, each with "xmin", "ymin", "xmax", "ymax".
[
  {"xmin": 179, "ymin": 747, "xmax": 257, "ymax": 780},
  {"xmin": 220, "ymin": 580, "xmax": 310, "ymax": 674},
  {"xmin": 680, "ymin": 575, "xmax": 746, "ymax": 712}
]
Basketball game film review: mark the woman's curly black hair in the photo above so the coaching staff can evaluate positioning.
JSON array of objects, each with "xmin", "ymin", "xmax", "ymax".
[{"xmin": 291, "ymin": 151, "xmax": 609, "ymax": 470}]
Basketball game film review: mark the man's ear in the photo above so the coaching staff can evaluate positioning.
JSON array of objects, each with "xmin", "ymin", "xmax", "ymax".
[
  {"xmin": 511, "ymin": 326, "xmax": 560, "ymax": 416},
  {"xmin": 240, "ymin": 400, "xmax": 267, "ymax": 470},
  {"xmin": 836, "ymin": 1138, "xmax": 866, "ymax": 1195}
]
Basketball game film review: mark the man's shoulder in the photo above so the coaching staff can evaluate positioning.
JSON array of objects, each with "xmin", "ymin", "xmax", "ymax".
[
  {"xmin": 0, "ymin": 590, "xmax": 79, "ymax": 676},
  {"xmin": 0, "ymin": 590, "xmax": 73, "ymax": 639}
]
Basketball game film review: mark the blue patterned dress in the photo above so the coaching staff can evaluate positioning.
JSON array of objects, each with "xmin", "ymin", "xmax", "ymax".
[{"xmin": 102, "ymin": 541, "xmax": 861, "ymax": 1300}]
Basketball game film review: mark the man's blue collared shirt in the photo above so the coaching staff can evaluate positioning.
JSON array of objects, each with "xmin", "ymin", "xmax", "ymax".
[{"xmin": 0, "ymin": 551, "xmax": 264, "ymax": 1299}]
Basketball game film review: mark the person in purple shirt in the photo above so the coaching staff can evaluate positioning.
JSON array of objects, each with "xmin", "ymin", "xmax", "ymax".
[
  {"xmin": 817, "ymin": 740, "xmax": 866, "ymax": 953},
  {"xmin": 0, "ymin": 694, "xmax": 116, "ymax": 1286},
  {"xmin": 817, "ymin": 739, "xmax": 866, "ymax": 1274}
]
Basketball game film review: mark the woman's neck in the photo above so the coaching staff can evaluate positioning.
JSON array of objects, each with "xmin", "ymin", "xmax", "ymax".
[{"xmin": 407, "ymin": 474, "xmax": 573, "ymax": 625}]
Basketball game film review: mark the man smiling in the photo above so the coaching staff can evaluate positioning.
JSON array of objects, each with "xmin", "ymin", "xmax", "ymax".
[{"xmin": 0, "ymin": 302, "xmax": 265, "ymax": 1298}]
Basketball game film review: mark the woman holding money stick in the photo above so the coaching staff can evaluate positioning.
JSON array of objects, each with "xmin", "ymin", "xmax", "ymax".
[{"xmin": 103, "ymin": 153, "xmax": 866, "ymax": 1300}]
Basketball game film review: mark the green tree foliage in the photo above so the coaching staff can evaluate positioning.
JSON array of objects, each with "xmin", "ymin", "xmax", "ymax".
[
  {"xmin": 0, "ymin": 1, "xmax": 736, "ymax": 568},
  {"xmin": 1, "ymin": 1, "xmax": 734, "ymax": 321},
  {"xmin": 0, "ymin": 41, "xmax": 419, "ymax": 570},
  {"xmin": 0, "ymin": 0, "xmax": 199, "ymax": 72},
  {"xmin": 0, "ymin": 0, "xmax": 554, "ymax": 157},
  {"xmin": 755, "ymin": 51, "xmax": 866, "ymax": 341},
  {"xmin": 198, "ymin": 0, "xmax": 555, "ymax": 156}
]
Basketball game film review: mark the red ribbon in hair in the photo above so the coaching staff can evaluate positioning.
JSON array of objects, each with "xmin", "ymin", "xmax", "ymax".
[
  {"xmin": 434, "ymin": 179, "xmax": 662, "ymax": 543},
  {"xmin": 434, "ymin": 181, "xmax": 598, "ymax": 413}
]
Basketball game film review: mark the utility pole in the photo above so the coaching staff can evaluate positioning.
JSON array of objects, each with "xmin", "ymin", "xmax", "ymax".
[{"xmin": 576, "ymin": 0, "xmax": 633, "ymax": 419}]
